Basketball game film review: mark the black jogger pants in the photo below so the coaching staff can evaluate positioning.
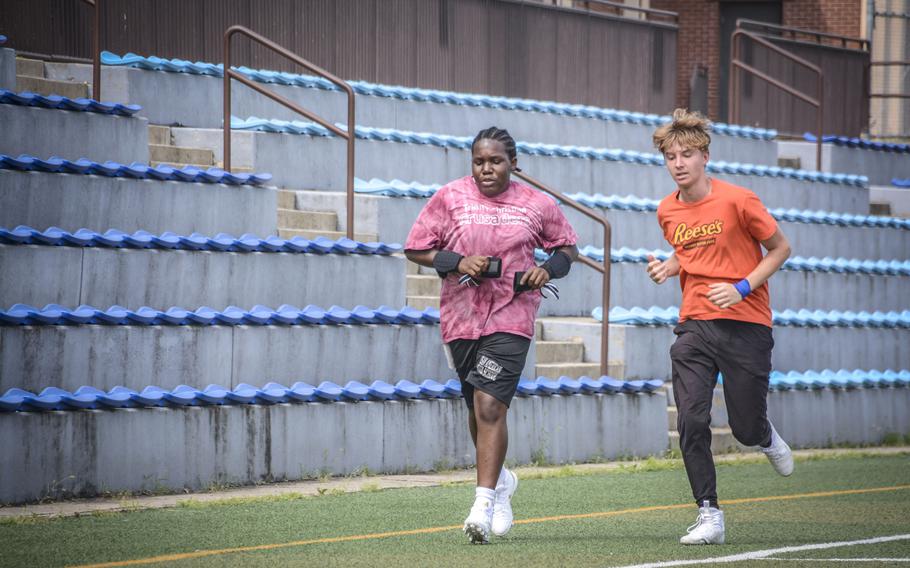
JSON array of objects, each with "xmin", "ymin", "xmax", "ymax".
[{"xmin": 670, "ymin": 318, "xmax": 774, "ymax": 507}]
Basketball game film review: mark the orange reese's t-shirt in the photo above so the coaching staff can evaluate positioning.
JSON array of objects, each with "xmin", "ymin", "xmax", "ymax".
[{"xmin": 657, "ymin": 178, "xmax": 778, "ymax": 327}]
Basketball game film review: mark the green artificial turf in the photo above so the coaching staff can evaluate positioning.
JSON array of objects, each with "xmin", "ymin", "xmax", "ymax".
[{"xmin": 1, "ymin": 453, "xmax": 908, "ymax": 567}]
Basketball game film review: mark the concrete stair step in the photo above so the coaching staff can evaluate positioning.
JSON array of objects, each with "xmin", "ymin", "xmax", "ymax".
[
  {"xmin": 151, "ymin": 162, "xmax": 253, "ymax": 173},
  {"xmin": 277, "ymin": 209, "xmax": 337, "ymax": 231},
  {"xmin": 534, "ymin": 361, "xmax": 624, "ymax": 379},
  {"xmin": 669, "ymin": 428, "xmax": 745, "ymax": 455},
  {"xmin": 277, "ymin": 228, "xmax": 378, "ymax": 242},
  {"xmin": 406, "ymin": 296, "xmax": 440, "ymax": 310},
  {"xmin": 668, "ymin": 406, "xmax": 677, "ymax": 430},
  {"xmin": 16, "ymin": 58, "xmax": 44, "ymax": 78},
  {"xmin": 148, "ymin": 125, "xmax": 171, "ymax": 146},
  {"xmin": 535, "ymin": 340, "xmax": 585, "ymax": 364},
  {"xmin": 149, "ymin": 144, "xmax": 214, "ymax": 165},
  {"xmin": 407, "ymin": 274, "xmax": 441, "ymax": 297},
  {"xmin": 17, "ymin": 75, "xmax": 89, "ymax": 99},
  {"xmin": 277, "ymin": 190, "xmax": 297, "ymax": 210}
]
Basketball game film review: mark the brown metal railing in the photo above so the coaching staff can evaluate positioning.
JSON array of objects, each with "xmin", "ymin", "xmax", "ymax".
[
  {"xmin": 736, "ymin": 19, "xmax": 869, "ymax": 51},
  {"xmin": 513, "ymin": 171, "xmax": 613, "ymax": 377},
  {"xmin": 223, "ymin": 25, "xmax": 356, "ymax": 239},
  {"xmin": 80, "ymin": 0, "xmax": 101, "ymax": 100},
  {"xmin": 870, "ymin": 61, "xmax": 910, "ymax": 100},
  {"xmin": 730, "ymin": 28, "xmax": 824, "ymax": 171},
  {"xmin": 569, "ymin": 0, "xmax": 678, "ymax": 24}
]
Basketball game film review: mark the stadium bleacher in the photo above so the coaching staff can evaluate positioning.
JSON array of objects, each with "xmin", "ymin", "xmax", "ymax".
[{"xmin": 0, "ymin": 44, "xmax": 907, "ymax": 504}]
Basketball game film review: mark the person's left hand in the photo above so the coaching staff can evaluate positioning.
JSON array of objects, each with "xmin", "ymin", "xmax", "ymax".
[
  {"xmin": 707, "ymin": 283, "xmax": 744, "ymax": 309},
  {"xmin": 520, "ymin": 267, "xmax": 551, "ymax": 290}
]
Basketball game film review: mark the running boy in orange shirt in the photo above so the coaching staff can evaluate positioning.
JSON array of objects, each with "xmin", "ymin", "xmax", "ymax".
[{"xmin": 647, "ymin": 109, "xmax": 794, "ymax": 545}]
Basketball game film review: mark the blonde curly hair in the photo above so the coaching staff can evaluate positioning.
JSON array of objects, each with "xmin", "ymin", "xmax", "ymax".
[{"xmin": 652, "ymin": 108, "xmax": 711, "ymax": 154}]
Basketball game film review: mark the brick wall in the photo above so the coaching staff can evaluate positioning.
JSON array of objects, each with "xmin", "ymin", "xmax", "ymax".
[{"xmin": 654, "ymin": 0, "xmax": 863, "ymax": 120}]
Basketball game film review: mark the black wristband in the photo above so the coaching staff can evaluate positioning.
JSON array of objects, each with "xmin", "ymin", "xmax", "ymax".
[
  {"xmin": 541, "ymin": 250, "xmax": 572, "ymax": 280},
  {"xmin": 432, "ymin": 250, "xmax": 463, "ymax": 277}
]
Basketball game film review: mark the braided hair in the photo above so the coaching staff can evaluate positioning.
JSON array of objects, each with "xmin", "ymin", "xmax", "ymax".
[{"xmin": 472, "ymin": 126, "xmax": 521, "ymax": 171}]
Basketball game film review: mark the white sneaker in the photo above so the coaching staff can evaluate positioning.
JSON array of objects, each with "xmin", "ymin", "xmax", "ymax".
[
  {"xmin": 761, "ymin": 422, "xmax": 794, "ymax": 476},
  {"xmin": 491, "ymin": 469, "xmax": 518, "ymax": 536},
  {"xmin": 679, "ymin": 501, "xmax": 725, "ymax": 545},
  {"xmin": 463, "ymin": 498, "xmax": 493, "ymax": 544}
]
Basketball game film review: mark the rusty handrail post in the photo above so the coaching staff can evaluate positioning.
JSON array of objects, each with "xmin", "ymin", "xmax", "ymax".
[
  {"xmin": 513, "ymin": 171, "xmax": 613, "ymax": 378},
  {"xmin": 729, "ymin": 28, "xmax": 824, "ymax": 171},
  {"xmin": 79, "ymin": 0, "xmax": 100, "ymax": 101},
  {"xmin": 223, "ymin": 25, "xmax": 356, "ymax": 240}
]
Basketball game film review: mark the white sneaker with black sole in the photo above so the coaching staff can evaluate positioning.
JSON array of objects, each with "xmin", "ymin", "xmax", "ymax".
[
  {"xmin": 761, "ymin": 421, "xmax": 794, "ymax": 476},
  {"xmin": 679, "ymin": 501, "xmax": 725, "ymax": 545},
  {"xmin": 491, "ymin": 469, "xmax": 518, "ymax": 536},
  {"xmin": 463, "ymin": 497, "xmax": 493, "ymax": 544}
]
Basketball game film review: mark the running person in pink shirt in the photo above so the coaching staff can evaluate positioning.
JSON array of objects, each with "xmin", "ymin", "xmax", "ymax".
[{"xmin": 405, "ymin": 127, "xmax": 578, "ymax": 544}]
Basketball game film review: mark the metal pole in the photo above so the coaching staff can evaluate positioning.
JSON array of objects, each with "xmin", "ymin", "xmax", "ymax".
[
  {"xmin": 223, "ymin": 32, "xmax": 231, "ymax": 172},
  {"xmin": 817, "ymin": 75, "xmax": 824, "ymax": 172},
  {"xmin": 346, "ymin": 91, "xmax": 355, "ymax": 240},
  {"xmin": 93, "ymin": 0, "xmax": 101, "ymax": 100}
]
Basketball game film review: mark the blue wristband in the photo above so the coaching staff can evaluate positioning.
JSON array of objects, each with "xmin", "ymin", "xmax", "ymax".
[{"xmin": 733, "ymin": 279, "xmax": 752, "ymax": 298}]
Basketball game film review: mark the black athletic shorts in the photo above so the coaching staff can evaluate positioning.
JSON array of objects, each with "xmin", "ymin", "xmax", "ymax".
[{"xmin": 447, "ymin": 332, "xmax": 531, "ymax": 408}]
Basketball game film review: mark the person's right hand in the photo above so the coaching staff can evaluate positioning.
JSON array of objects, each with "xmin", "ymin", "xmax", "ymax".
[
  {"xmin": 457, "ymin": 255, "xmax": 490, "ymax": 278},
  {"xmin": 646, "ymin": 254, "xmax": 673, "ymax": 285}
]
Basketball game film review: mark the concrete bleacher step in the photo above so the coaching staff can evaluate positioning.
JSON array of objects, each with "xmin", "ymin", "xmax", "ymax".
[
  {"xmin": 277, "ymin": 189, "xmax": 297, "ymax": 209},
  {"xmin": 16, "ymin": 75, "xmax": 89, "ymax": 99},
  {"xmin": 277, "ymin": 228, "xmax": 378, "ymax": 241},
  {"xmin": 669, "ymin": 429, "xmax": 743, "ymax": 454},
  {"xmin": 407, "ymin": 295, "xmax": 440, "ymax": 310},
  {"xmin": 148, "ymin": 125, "xmax": 171, "ymax": 146},
  {"xmin": 536, "ymin": 340, "xmax": 585, "ymax": 364},
  {"xmin": 406, "ymin": 274, "xmax": 441, "ymax": 297},
  {"xmin": 15, "ymin": 57, "xmax": 44, "ymax": 78},
  {"xmin": 278, "ymin": 209, "xmax": 336, "ymax": 231},
  {"xmin": 148, "ymin": 144, "xmax": 214, "ymax": 166},
  {"xmin": 1, "ymin": 244, "xmax": 407, "ymax": 310},
  {"xmin": 149, "ymin": 161, "xmax": 253, "ymax": 173},
  {"xmin": 535, "ymin": 361, "xmax": 625, "ymax": 379}
]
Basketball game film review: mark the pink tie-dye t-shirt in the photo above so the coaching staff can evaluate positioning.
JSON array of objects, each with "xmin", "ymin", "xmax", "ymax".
[{"xmin": 405, "ymin": 175, "xmax": 578, "ymax": 343}]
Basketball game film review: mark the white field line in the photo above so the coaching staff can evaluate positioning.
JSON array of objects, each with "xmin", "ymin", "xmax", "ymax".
[
  {"xmin": 617, "ymin": 534, "xmax": 910, "ymax": 568},
  {"xmin": 758, "ymin": 559, "xmax": 910, "ymax": 562}
]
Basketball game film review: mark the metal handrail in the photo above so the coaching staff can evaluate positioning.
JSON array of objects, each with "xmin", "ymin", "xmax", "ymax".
[
  {"xmin": 736, "ymin": 18, "xmax": 869, "ymax": 51},
  {"xmin": 730, "ymin": 28, "xmax": 824, "ymax": 171},
  {"xmin": 513, "ymin": 171, "xmax": 613, "ymax": 377},
  {"xmin": 79, "ymin": 0, "xmax": 100, "ymax": 100},
  {"xmin": 223, "ymin": 25, "xmax": 356, "ymax": 240},
  {"xmin": 870, "ymin": 61, "xmax": 910, "ymax": 100},
  {"xmin": 574, "ymin": 0, "xmax": 678, "ymax": 23}
]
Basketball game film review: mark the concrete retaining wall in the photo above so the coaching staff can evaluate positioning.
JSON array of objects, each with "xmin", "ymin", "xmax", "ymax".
[
  {"xmin": 0, "ymin": 105, "xmax": 150, "ymax": 164},
  {"xmin": 292, "ymin": 191, "xmax": 910, "ymax": 264},
  {"xmin": 177, "ymin": 129, "xmax": 866, "ymax": 214},
  {"xmin": 870, "ymin": 185, "xmax": 910, "ymax": 218},
  {"xmin": 539, "ymin": 263, "xmax": 910, "ymax": 317},
  {"xmin": 769, "ymin": 387, "xmax": 910, "ymax": 448},
  {"xmin": 0, "ymin": 170, "xmax": 277, "ymax": 236},
  {"xmin": 540, "ymin": 320, "xmax": 910, "ymax": 380},
  {"xmin": 779, "ymin": 141, "xmax": 910, "ymax": 187},
  {"xmin": 94, "ymin": 65, "xmax": 775, "ymax": 165},
  {"xmin": 0, "ymin": 48, "xmax": 15, "ymax": 90},
  {"xmin": 0, "ymin": 390, "xmax": 668, "ymax": 504},
  {"xmin": 0, "ymin": 323, "xmax": 465, "ymax": 393},
  {"xmin": 0, "ymin": 245, "xmax": 406, "ymax": 310}
]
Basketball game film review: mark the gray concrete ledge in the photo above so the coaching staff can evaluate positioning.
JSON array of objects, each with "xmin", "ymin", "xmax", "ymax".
[
  {"xmin": 540, "ymin": 262, "xmax": 910, "ymax": 317},
  {"xmin": 92, "ymin": 65, "xmax": 775, "ymax": 165},
  {"xmin": 0, "ymin": 245, "xmax": 406, "ymax": 310},
  {"xmin": 293, "ymin": 191, "xmax": 910, "ymax": 260},
  {"xmin": 0, "ymin": 48, "xmax": 15, "ymax": 91},
  {"xmin": 870, "ymin": 185, "xmax": 910, "ymax": 218},
  {"xmin": 779, "ymin": 141, "xmax": 910, "ymax": 187},
  {"xmin": 0, "ymin": 390, "xmax": 667, "ymax": 504},
  {"xmin": 0, "ymin": 105, "xmax": 150, "ymax": 164},
  {"xmin": 769, "ymin": 387, "xmax": 910, "ymax": 448},
  {"xmin": 0, "ymin": 323, "xmax": 462, "ymax": 393},
  {"xmin": 184, "ymin": 130, "xmax": 865, "ymax": 214},
  {"xmin": 539, "ymin": 319, "xmax": 910, "ymax": 380},
  {"xmin": 0, "ymin": 170, "xmax": 277, "ymax": 236}
]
